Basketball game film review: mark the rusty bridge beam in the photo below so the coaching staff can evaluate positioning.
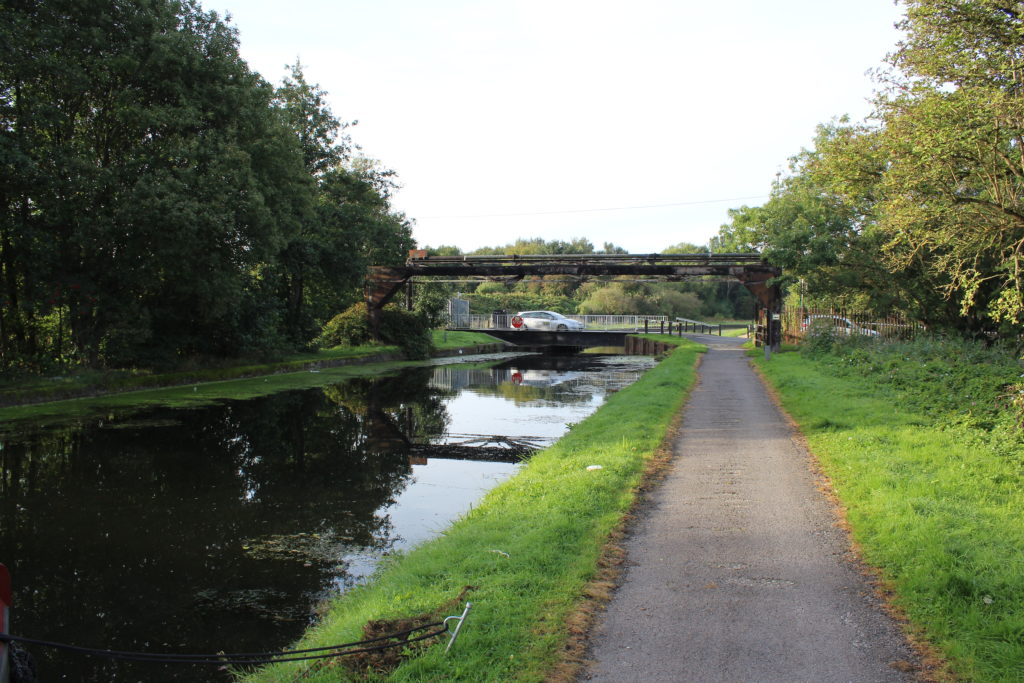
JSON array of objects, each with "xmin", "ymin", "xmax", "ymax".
[
  {"xmin": 365, "ymin": 252, "xmax": 782, "ymax": 341},
  {"xmin": 365, "ymin": 266, "xmax": 411, "ymax": 339}
]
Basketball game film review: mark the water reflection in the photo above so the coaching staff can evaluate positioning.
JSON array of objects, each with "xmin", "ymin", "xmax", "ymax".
[{"xmin": 0, "ymin": 353, "xmax": 653, "ymax": 680}]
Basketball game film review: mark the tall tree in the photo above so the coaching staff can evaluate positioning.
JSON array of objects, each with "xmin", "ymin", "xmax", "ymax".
[
  {"xmin": 2, "ymin": 0, "xmax": 307, "ymax": 367},
  {"xmin": 272, "ymin": 66, "xmax": 412, "ymax": 344},
  {"xmin": 870, "ymin": 0, "xmax": 1024, "ymax": 331},
  {"xmin": 715, "ymin": 119, "xmax": 977, "ymax": 324}
]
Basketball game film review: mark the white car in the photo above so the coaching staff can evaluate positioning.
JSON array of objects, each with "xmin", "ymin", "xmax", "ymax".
[
  {"xmin": 801, "ymin": 315, "xmax": 879, "ymax": 336},
  {"xmin": 514, "ymin": 311, "xmax": 584, "ymax": 331}
]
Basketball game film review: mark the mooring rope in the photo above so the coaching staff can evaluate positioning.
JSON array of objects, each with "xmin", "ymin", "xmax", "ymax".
[{"xmin": 0, "ymin": 621, "xmax": 447, "ymax": 666}]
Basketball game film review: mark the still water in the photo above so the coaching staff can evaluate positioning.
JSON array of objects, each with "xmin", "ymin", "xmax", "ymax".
[{"xmin": 0, "ymin": 352, "xmax": 654, "ymax": 680}]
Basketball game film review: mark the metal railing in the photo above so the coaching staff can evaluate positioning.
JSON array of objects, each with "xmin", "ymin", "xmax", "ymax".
[
  {"xmin": 447, "ymin": 314, "xmax": 668, "ymax": 331},
  {"xmin": 410, "ymin": 252, "xmax": 767, "ymax": 265}
]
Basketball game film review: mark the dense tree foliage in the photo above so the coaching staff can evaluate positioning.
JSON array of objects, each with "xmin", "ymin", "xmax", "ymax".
[
  {"xmin": 872, "ymin": 0, "xmax": 1024, "ymax": 332},
  {"xmin": 715, "ymin": 0, "xmax": 1024, "ymax": 337},
  {"xmin": 0, "ymin": 0, "xmax": 410, "ymax": 372}
]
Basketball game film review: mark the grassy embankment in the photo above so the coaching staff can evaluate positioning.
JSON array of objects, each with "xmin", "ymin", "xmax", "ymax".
[
  {"xmin": 244, "ymin": 336, "xmax": 703, "ymax": 682},
  {"xmin": 753, "ymin": 339, "xmax": 1024, "ymax": 682},
  {"xmin": 0, "ymin": 330, "xmax": 501, "ymax": 422},
  {"xmin": 720, "ymin": 325, "xmax": 749, "ymax": 338}
]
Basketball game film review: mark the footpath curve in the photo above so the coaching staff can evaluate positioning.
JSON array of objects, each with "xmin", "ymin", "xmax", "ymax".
[{"xmin": 582, "ymin": 336, "xmax": 920, "ymax": 682}]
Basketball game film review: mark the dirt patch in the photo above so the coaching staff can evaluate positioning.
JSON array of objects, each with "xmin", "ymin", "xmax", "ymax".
[{"xmin": 294, "ymin": 587, "xmax": 475, "ymax": 680}]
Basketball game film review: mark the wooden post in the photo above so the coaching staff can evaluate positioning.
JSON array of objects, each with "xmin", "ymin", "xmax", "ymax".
[{"xmin": 644, "ymin": 319, "xmax": 649, "ymax": 334}]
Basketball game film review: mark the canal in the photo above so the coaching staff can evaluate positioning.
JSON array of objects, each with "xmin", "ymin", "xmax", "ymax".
[{"xmin": 0, "ymin": 351, "xmax": 655, "ymax": 681}]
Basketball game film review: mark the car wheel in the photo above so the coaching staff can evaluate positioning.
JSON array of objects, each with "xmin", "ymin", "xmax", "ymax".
[{"xmin": 557, "ymin": 324, "xmax": 567, "ymax": 331}]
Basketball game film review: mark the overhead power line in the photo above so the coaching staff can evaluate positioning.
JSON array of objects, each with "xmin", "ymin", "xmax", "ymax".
[{"xmin": 418, "ymin": 194, "xmax": 769, "ymax": 220}]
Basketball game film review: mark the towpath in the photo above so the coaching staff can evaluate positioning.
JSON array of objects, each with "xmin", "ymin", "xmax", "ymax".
[{"xmin": 581, "ymin": 335, "xmax": 920, "ymax": 682}]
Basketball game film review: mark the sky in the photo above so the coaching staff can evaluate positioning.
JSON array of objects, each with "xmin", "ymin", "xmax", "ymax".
[{"xmin": 220, "ymin": 0, "xmax": 905, "ymax": 254}]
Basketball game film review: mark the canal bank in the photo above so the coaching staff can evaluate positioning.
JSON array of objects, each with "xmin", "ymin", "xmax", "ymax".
[
  {"xmin": 244, "ymin": 336, "xmax": 704, "ymax": 682},
  {"xmin": 1, "ymin": 346, "xmax": 668, "ymax": 680},
  {"xmin": 0, "ymin": 338, "xmax": 511, "ymax": 427},
  {"xmin": 0, "ymin": 331, "xmax": 506, "ymax": 411}
]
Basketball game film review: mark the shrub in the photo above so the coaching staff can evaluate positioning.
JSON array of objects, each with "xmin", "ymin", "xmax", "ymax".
[
  {"xmin": 318, "ymin": 303, "xmax": 434, "ymax": 359},
  {"xmin": 379, "ymin": 307, "xmax": 433, "ymax": 359},
  {"xmin": 800, "ymin": 317, "xmax": 839, "ymax": 356},
  {"xmin": 318, "ymin": 303, "xmax": 372, "ymax": 348}
]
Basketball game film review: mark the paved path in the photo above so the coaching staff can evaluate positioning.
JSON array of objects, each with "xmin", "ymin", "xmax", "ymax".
[{"xmin": 581, "ymin": 336, "xmax": 919, "ymax": 683}]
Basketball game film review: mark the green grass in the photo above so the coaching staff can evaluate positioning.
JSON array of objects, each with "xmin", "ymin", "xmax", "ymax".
[
  {"xmin": 430, "ymin": 330, "xmax": 504, "ymax": 349},
  {"xmin": 754, "ymin": 350, "xmax": 1024, "ymax": 682},
  {"xmin": 0, "ymin": 356, "xmax": 408, "ymax": 428},
  {"xmin": 0, "ymin": 344, "xmax": 397, "ymax": 407},
  {"xmin": 631, "ymin": 333, "xmax": 696, "ymax": 346},
  {"xmin": 0, "ymin": 345, "xmax": 516, "ymax": 432},
  {"xmin": 243, "ymin": 336, "xmax": 704, "ymax": 682},
  {"xmin": 0, "ymin": 331, "xmax": 507, "ymax": 424},
  {"xmin": 720, "ymin": 325, "xmax": 750, "ymax": 338}
]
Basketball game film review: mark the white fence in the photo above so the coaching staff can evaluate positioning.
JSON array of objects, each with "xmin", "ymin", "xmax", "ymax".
[{"xmin": 781, "ymin": 307, "xmax": 926, "ymax": 341}]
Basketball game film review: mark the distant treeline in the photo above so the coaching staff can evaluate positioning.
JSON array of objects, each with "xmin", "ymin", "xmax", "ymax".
[
  {"xmin": 1, "ymin": 0, "xmax": 412, "ymax": 372},
  {"xmin": 423, "ymin": 238, "xmax": 756, "ymax": 320}
]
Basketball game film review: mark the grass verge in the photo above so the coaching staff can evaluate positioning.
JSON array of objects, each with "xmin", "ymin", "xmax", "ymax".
[
  {"xmin": 0, "ymin": 331, "xmax": 503, "ymax": 409},
  {"xmin": 753, "ymin": 350, "xmax": 1024, "ymax": 682},
  {"xmin": 720, "ymin": 325, "xmax": 749, "ymax": 338},
  {"xmin": 0, "ymin": 331, "xmax": 506, "ymax": 426},
  {"xmin": 431, "ymin": 330, "xmax": 501, "ymax": 349},
  {"xmin": 242, "ymin": 336, "xmax": 704, "ymax": 682},
  {"xmin": 0, "ymin": 346, "xmax": 512, "ymax": 431}
]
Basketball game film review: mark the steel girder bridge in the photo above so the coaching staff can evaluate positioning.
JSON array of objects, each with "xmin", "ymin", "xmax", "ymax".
[{"xmin": 365, "ymin": 252, "xmax": 783, "ymax": 349}]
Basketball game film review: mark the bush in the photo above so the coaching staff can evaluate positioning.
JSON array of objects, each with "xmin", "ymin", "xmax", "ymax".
[
  {"xmin": 800, "ymin": 317, "xmax": 840, "ymax": 356},
  {"xmin": 318, "ymin": 303, "xmax": 373, "ymax": 348},
  {"xmin": 318, "ymin": 303, "xmax": 434, "ymax": 359}
]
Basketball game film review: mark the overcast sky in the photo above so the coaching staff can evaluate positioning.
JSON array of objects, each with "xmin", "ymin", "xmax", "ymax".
[{"xmin": 222, "ymin": 0, "xmax": 904, "ymax": 254}]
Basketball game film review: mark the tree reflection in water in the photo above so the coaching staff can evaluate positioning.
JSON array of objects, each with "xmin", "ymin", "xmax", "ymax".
[
  {"xmin": 0, "ymin": 368, "xmax": 452, "ymax": 681},
  {"xmin": 0, "ymin": 354, "xmax": 650, "ymax": 681}
]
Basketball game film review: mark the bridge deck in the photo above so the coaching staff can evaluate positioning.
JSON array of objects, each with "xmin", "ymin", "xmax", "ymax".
[{"xmin": 450, "ymin": 328, "xmax": 630, "ymax": 347}]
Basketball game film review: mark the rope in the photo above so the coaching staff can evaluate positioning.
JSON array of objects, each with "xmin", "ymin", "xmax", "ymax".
[{"xmin": 0, "ymin": 621, "xmax": 447, "ymax": 666}]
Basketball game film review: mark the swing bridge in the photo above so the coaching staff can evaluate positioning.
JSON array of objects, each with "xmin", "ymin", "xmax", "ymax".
[{"xmin": 366, "ymin": 252, "xmax": 782, "ymax": 348}]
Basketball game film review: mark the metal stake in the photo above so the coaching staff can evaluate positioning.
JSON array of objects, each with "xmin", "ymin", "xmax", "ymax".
[{"xmin": 443, "ymin": 602, "xmax": 472, "ymax": 653}]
